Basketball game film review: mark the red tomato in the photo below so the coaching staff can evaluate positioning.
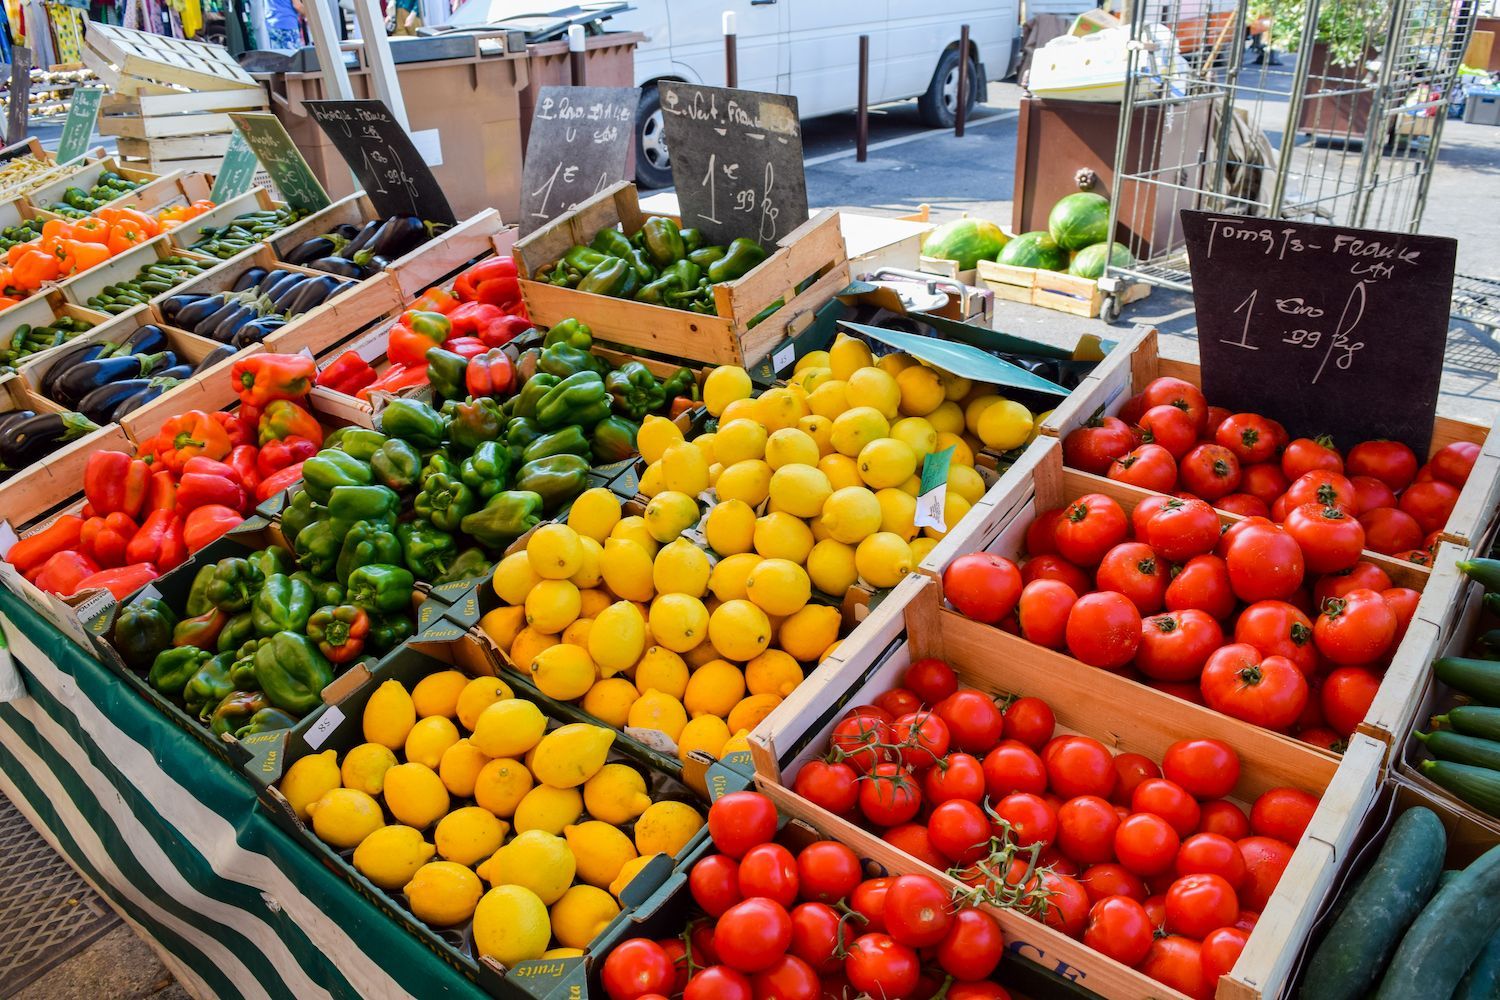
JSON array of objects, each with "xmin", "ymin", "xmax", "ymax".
[
  {"xmin": 1218, "ymin": 493, "xmax": 1270, "ymax": 518},
  {"xmin": 1216, "ymin": 413, "xmax": 1280, "ymax": 465},
  {"xmin": 715, "ymin": 898, "xmax": 793, "ymax": 973},
  {"xmin": 883, "ymin": 823, "xmax": 950, "ymax": 870},
  {"xmin": 1083, "ymin": 895, "xmax": 1155, "ymax": 966},
  {"xmin": 844, "ymin": 704, "xmax": 894, "ymax": 724},
  {"xmin": 1397, "ymin": 548, "xmax": 1434, "ymax": 567},
  {"xmin": 1201, "ymin": 927, "xmax": 1250, "ymax": 992},
  {"xmin": 1026, "ymin": 507, "xmax": 1065, "ymax": 556},
  {"xmin": 1111, "ymin": 752, "xmax": 1163, "ymax": 805},
  {"xmin": 690, "ymin": 854, "xmax": 743, "ymax": 916},
  {"xmin": 1017, "ymin": 579, "xmax": 1078, "ymax": 650},
  {"xmin": 1400, "ymin": 480, "xmax": 1460, "ymax": 534},
  {"xmin": 1141, "ymin": 377, "xmax": 1210, "ymax": 434},
  {"xmin": 1036, "ymin": 870, "xmax": 1091, "ymax": 937},
  {"xmin": 709, "ymin": 792, "xmax": 780, "ymax": 858},
  {"xmin": 1115, "ymin": 813, "xmax": 1182, "ymax": 876},
  {"xmin": 1360, "ymin": 506, "xmax": 1424, "ymax": 554},
  {"xmin": 892, "ymin": 711, "xmax": 951, "ymax": 770},
  {"xmin": 1350, "ymin": 475, "xmax": 1399, "ymax": 515},
  {"xmin": 1383, "ymin": 586, "xmax": 1422, "ymax": 643},
  {"xmin": 937, "ymin": 908, "xmax": 1004, "ymax": 983},
  {"xmin": 1064, "ymin": 415, "xmax": 1137, "ymax": 475},
  {"xmin": 983, "ymin": 740, "xmax": 1048, "ymax": 798},
  {"xmin": 1237, "ymin": 836, "xmax": 1295, "ymax": 911},
  {"xmin": 602, "ymin": 938, "xmax": 677, "ymax": 1000},
  {"xmin": 1240, "ymin": 462, "xmax": 1290, "ymax": 507},
  {"xmin": 943, "ymin": 553, "xmax": 1023, "ymax": 624},
  {"xmin": 1284, "ymin": 470, "xmax": 1357, "ymax": 513},
  {"xmin": 1066, "ymin": 592, "xmax": 1142, "ymax": 670},
  {"xmin": 1022, "ymin": 554, "xmax": 1094, "ymax": 597},
  {"xmin": 1142, "ymin": 936, "xmax": 1209, "ymax": 1000},
  {"xmin": 1216, "ymin": 516, "xmax": 1274, "ymax": 558},
  {"xmin": 829, "ymin": 715, "xmax": 892, "ymax": 775},
  {"xmin": 1234, "ymin": 910, "xmax": 1260, "ymax": 932},
  {"xmin": 1146, "ymin": 497, "xmax": 1221, "ymax": 562},
  {"xmin": 750, "ymin": 956, "xmax": 819, "ymax": 1000},
  {"xmin": 1054, "ymin": 494, "xmax": 1129, "ymax": 567},
  {"xmin": 1284, "ymin": 503, "xmax": 1366, "ymax": 574},
  {"xmin": 1234, "ymin": 600, "xmax": 1318, "ymax": 676},
  {"xmin": 1347, "ymin": 439, "xmax": 1419, "ymax": 491},
  {"xmin": 874, "ymin": 687, "xmax": 922, "ymax": 719},
  {"xmin": 1082, "ymin": 863, "xmax": 1150, "ymax": 902},
  {"xmin": 1002, "ymin": 696, "xmax": 1055, "ymax": 749},
  {"xmin": 795, "ymin": 841, "xmax": 860, "ymax": 904},
  {"xmin": 1139, "ymin": 404, "xmax": 1200, "ymax": 460},
  {"xmin": 1132, "ymin": 779, "xmax": 1202, "ymax": 838},
  {"xmin": 1163, "ymin": 739, "xmax": 1241, "ymax": 799},
  {"xmin": 1314, "ymin": 561, "xmax": 1393, "ymax": 607},
  {"xmin": 923, "ymin": 752, "xmax": 987, "ymax": 805},
  {"xmin": 882, "ymin": 875, "xmax": 954, "ymax": 947},
  {"xmin": 904, "ymin": 658, "xmax": 958, "ymax": 706},
  {"xmin": 1143, "ymin": 894, "xmax": 1168, "ymax": 932},
  {"xmin": 1136, "ymin": 609, "xmax": 1225, "ymax": 681},
  {"xmin": 1225, "ymin": 523, "xmax": 1305, "ymax": 603},
  {"xmin": 1166, "ymin": 555, "xmax": 1237, "ymax": 620},
  {"xmin": 1176, "ymin": 832, "xmax": 1248, "ymax": 889},
  {"xmin": 934, "ymin": 690, "xmax": 1005, "ymax": 753},
  {"xmin": 844, "ymin": 934, "xmax": 920, "ymax": 998},
  {"xmin": 994, "ymin": 792, "xmax": 1058, "ymax": 848},
  {"xmin": 689, "ymin": 920, "xmax": 719, "ymax": 967},
  {"xmin": 684, "ymin": 966, "xmax": 752, "ymax": 1000},
  {"xmin": 1282, "ymin": 436, "xmax": 1344, "ymax": 479},
  {"xmin": 1109, "ymin": 444, "xmax": 1179, "ymax": 492},
  {"xmin": 1056, "ymin": 794, "xmax": 1122, "ymax": 864},
  {"xmin": 1201, "ymin": 644, "xmax": 1309, "ymax": 731},
  {"xmin": 928, "ymin": 798, "xmax": 992, "ymax": 864},
  {"xmin": 1205, "ymin": 406, "xmax": 1236, "ymax": 440},
  {"xmin": 1320, "ymin": 666, "xmax": 1382, "ymax": 737},
  {"xmin": 1299, "ymin": 727, "xmax": 1348, "ymax": 753},
  {"xmin": 788, "ymin": 902, "xmax": 842, "ymax": 974},
  {"xmin": 1132, "ymin": 494, "xmax": 1174, "ymax": 541},
  {"xmin": 1180, "ymin": 443, "xmax": 1243, "ymax": 500},
  {"xmin": 1315, "ymin": 588, "xmax": 1397, "ymax": 665},
  {"xmin": 849, "ymin": 878, "xmax": 892, "ymax": 932},
  {"xmin": 1096, "ymin": 542, "xmax": 1169, "ymax": 614},
  {"xmin": 859, "ymin": 763, "xmax": 922, "ymax": 826},
  {"xmin": 1166, "ymin": 872, "xmax": 1240, "ymax": 939},
  {"xmin": 1046, "ymin": 735, "xmax": 1117, "ymax": 798},
  {"xmin": 738, "ymin": 844, "xmax": 799, "ymax": 908},
  {"xmin": 658, "ymin": 937, "xmax": 691, "ymax": 995},
  {"xmin": 793, "ymin": 760, "xmax": 859, "ymax": 815},
  {"xmin": 947, "ymin": 985, "xmax": 1012, "ymax": 1000},
  {"xmin": 1431, "ymin": 441, "xmax": 1480, "ymax": 486},
  {"xmin": 1250, "ymin": 787, "xmax": 1320, "ymax": 843}
]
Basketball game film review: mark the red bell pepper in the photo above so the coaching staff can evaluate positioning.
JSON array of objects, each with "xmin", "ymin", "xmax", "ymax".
[
  {"xmin": 257, "ymin": 436, "xmax": 318, "ymax": 478},
  {"xmin": 126, "ymin": 510, "xmax": 187, "ymax": 571},
  {"xmin": 79, "ymin": 512, "xmax": 139, "ymax": 568},
  {"xmin": 233, "ymin": 354, "xmax": 317, "ymax": 407},
  {"xmin": 75, "ymin": 563, "xmax": 159, "ymax": 600},
  {"xmin": 157, "ymin": 411, "xmax": 232, "ymax": 472},
  {"xmin": 34, "ymin": 550, "xmax": 100, "ymax": 596},
  {"xmin": 212, "ymin": 409, "xmax": 250, "ymax": 448},
  {"xmin": 84, "ymin": 452, "xmax": 150, "ymax": 519},
  {"xmin": 238, "ymin": 402, "xmax": 262, "ymax": 442},
  {"xmin": 448, "ymin": 301, "xmax": 505, "ymax": 338},
  {"xmin": 178, "ymin": 473, "xmax": 246, "ymax": 514},
  {"xmin": 228, "ymin": 445, "xmax": 261, "ymax": 498},
  {"xmin": 454, "ymin": 257, "xmax": 521, "ymax": 308},
  {"xmin": 79, "ymin": 502, "xmax": 97, "ymax": 520},
  {"xmin": 148, "ymin": 471, "xmax": 177, "ymax": 512},
  {"xmin": 6, "ymin": 515, "xmax": 83, "ymax": 574},
  {"xmin": 466, "ymin": 348, "xmax": 515, "ymax": 399},
  {"xmin": 389, "ymin": 312, "xmax": 451, "ymax": 368},
  {"xmin": 256, "ymin": 462, "xmax": 305, "ymax": 502},
  {"xmin": 183, "ymin": 456, "xmax": 243, "ymax": 486},
  {"xmin": 258, "ymin": 399, "xmax": 323, "ymax": 447},
  {"xmin": 444, "ymin": 336, "xmax": 489, "ymax": 359},
  {"xmin": 317, "ymin": 352, "xmax": 378, "ymax": 395},
  {"xmin": 480, "ymin": 313, "xmax": 533, "ymax": 349},
  {"xmin": 183, "ymin": 505, "xmax": 244, "ymax": 552},
  {"xmin": 358, "ymin": 363, "xmax": 429, "ymax": 401},
  {"xmin": 410, "ymin": 287, "xmax": 461, "ymax": 314}
]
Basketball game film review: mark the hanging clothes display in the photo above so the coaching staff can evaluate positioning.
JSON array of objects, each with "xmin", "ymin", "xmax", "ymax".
[{"xmin": 47, "ymin": 2, "xmax": 83, "ymax": 61}]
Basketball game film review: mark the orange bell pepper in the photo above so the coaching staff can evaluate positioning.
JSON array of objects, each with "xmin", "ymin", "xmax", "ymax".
[
  {"xmin": 7, "ymin": 242, "xmax": 36, "ymax": 266},
  {"xmin": 106, "ymin": 222, "xmax": 149, "ymax": 255},
  {"xmin": 115, "ymin": 207, "xmax": 160, "ymax": 238},
  {"xmin": 58, "ymin": 239, "xmax": 111, "ymax": 275},
  {"xmin": 157, "ymin": 410, "xmax": 232, "ymax": 471},
  {"xmin": 11, "ymin": 249, "xmax": 60, "ymax": 292},
  {"xmin": 72, "ymin": 216, "xmax": 110, "ymax": 241},
  {"xmin": 41, "ymin": 219, "xmax": 79, "ymax": 241}
]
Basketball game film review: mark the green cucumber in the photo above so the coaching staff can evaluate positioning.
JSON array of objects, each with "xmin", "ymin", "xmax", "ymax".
[
  {"xmin": 1441, "ymin": 706, "xmax": 1500, "ymax": 742},
  {"xmin": 1435, "ymin": 657, "xmax": 1500, "ymax": 705},
  {"xmin": 1300, "ymin": 806, "xmax": 1446, "ymax": 1000},
  {"xmin": 1421, "ymin": 759, "xmax": 1500, "ymax": 815},
  {"xmin": 1459, "ymin": 558, "xmax": 1500, "ymax": 591},
  {"xmin": 1375, "ymin": 844, "xmax": 1500, "ymax": 998},
  {"xmin": 1456, "ymin": 923, "xmax": 1500, "ymax": 1000},
  {"xmin": 1418, "ymin": 730, "xmax": 1500, "ymax": 771}
]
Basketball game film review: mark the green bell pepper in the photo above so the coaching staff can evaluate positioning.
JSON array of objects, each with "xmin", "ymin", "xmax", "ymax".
[
  {"xmin": 149, "ymin": 645, "xmax": 212, "ymax": 696},
  {"xmin": 542, "ymin": 318, "xmax": 593, "ymax": 351},
  {"xmin": 514, "ymin": 374, "xmax": 560, "ymax": 419},
  {"xmin": 679, "ymin": 227, "xmax": 704, "ymax": 253},
  {"xmin": 535, "ymin": 371, "xmax": 610, "ymax": 429},
  {"xmin": 228, "ymin": 639, "xmax": 261, "ymax": 688},
  {"xmin": 237, "ymin": 707, "xmax": 299, "ymax": 737},
  {"xmin": 248, "ymin": 546, "xmax": 295, "ymax": 580},
  {"xmin": 367, "ymin": 612, "xmax": 415, "ymax": 655},
  {"xmin": 337, "ymin": 520, "xmax": 404, "ymax": 587},
  {"xmin": 590, "ymin": 228, "xmax": 635, "ymax": 260},
  {"xmin": 415, "ymin": 472, "xmax": 476, "ymax": 533},
  {"xmin": 642, "ymin": 216, "xmax": 687, "ymax": 267},
  {"xmin": 538, "ymin": 342, "xmax": 609, "ymax": 379},
  {"xmin": 253, "ymin": 632, "xmax": 334, "ymax": 714},
  {"xmin": 605, "ymin": 361, "xmax": 665, "ymax": 420},
  {"xmin": 216, "ymin": 612, "xmax": 257, "ymax": 653},
  {"xmin": 252, "ymin": 573, "xmax": 315, "ymax": 636},
  {"xmin": 592, "ymin": 415, "xmax": 640, "ymax": 463},
  {"xmin": 432, "ymin": 547, "xmax": 493, "ymax": 586},
  {"xmin": 378, "ymin": 398, "xmax": 447, "ymax": 449},
  {"xmin": 624, "ymin": 246, "xmax": 657, "ymax": 283},
  {"xmin": 460, "ymin": 441, "xmax": 511, "ymax": 500},
  {"xmin": 208, "ymin": 557, "xmax": 265, "ymax": 613},
  {"xmin": 543, "ymin": 258, "xmax": 581, "ymax": 287},
  {"xmin": 184, "ymin": 652, "xmax": 237, "ymax": 721},
  {"xmin": 421, "ymin": 450, "xmax": 460, "ymax": 487},
  {"xmin": 324, "ymin": 427, "xmax": 387, "ymax": 461},
  {"xmin": 371, "ymin": 438, "xmax": 424, "ymax": 493},
  {"xmin": 279, "ymin": 490, "xmax": 323, "ymax": 546},
  {"xmin": 522, "ymin": 425, "xmax": 592, "ymax": 464},
  {"xmin": 347, "ymin": 564, "xmax": 415, "ymax": 615},
  {"xmin": 112, "ymin": 598, "xmax": 177, "ymax": 669},
  {"xmin": 662, "ymin": 366, "xmax": 698, "ymax": 405},
  {"xmin": 184, "ymin": 565, "xmax": 216, "ymax": 617},
  {"xmin": 292, "ymin": 519, "xmax": 340, "ymax": 578},
  {"xmin": 461, "ymin": 490, "xmax": 544, "ymax": 549},
  {"xmin": 565, "ymin": 244, "xmax": 612, "ymax": 273},
  {"xmin": 515, "ymin": 454, "xmax": 591, "ymax": 511},
  {"xmin": 327, "ymin": 485, "xmax": 399, "ymax": 537},
  {"xmin": 172, "ymin": 608, "xmax": 228, "ymax": 651},
  {"xmin": 291, "ymin": 571, "xmax": 344, "ymax": 607},
  {"xmin": 398, "ymin": 520, "xmax": 458, "ymax": 579},
  {"xmin": 301, "ymin": 450, "xmax": 373, "ymax": 504},
  {"xmin": 515, "ymin": 347, "xmax": 543, "ymax": 384},
  {"xmin": 506, "ymin": 417, "xmax": 545, "ymax": 449},
  {"xmin": 709, "ymin": 237, "xmax": 769, "ymax": 283},
  {"xmin": 689, "ymin": 246, "xmax": 727, "ymax": 269},
  {"xmin": 443, "ymin": 397, "xmax": 506, "ymax": 451},
  {"xmin": 424, "ymin": 347, "xmax": 470, "ymax": 401},
  {"xmin": 577, "ymin": 257, "xmax": 631, "ymax": 296},
  {"xmin": 211, "ymin": 690, "xmax": 272, "ymax": 737}
]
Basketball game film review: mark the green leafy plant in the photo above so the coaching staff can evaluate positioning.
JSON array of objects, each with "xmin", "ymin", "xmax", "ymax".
[{"xmin": 1268, "ymin": 0, "xmax": 1389, "ymax": 68}]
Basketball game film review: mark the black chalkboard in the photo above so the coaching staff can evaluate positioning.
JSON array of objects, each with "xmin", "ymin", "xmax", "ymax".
[
  {"xmin": 1182, "ymin": 210, "xmax": 1457, "ymax": 457},
  {"xmin": 520, "ymin": 85, "xmax": 639, "ymax": 236},
  {"xmin": 659, "ymin": 82, "xmax": 807, "ymax": 247},
  {"xmin": 304, "ymin": 99, "xmax": 456, "ymax": 226}
]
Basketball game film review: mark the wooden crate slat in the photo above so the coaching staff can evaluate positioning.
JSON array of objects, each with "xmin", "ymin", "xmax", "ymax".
[
  {"xmin": 102, "ymin": 88, "xmax": 268, "ymax": 117},
  {"xmin": 100, "ymin": 111, "xmax": 236, "ymax": 140}
]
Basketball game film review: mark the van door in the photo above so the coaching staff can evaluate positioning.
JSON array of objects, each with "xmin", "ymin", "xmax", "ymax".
[
  {"xmin": 787, "ymin": 0, "xmax": 888, "ymax": 118},
  {"xmin": 666, "ymin": 0, "xmax": 788, "ymax": 94}
]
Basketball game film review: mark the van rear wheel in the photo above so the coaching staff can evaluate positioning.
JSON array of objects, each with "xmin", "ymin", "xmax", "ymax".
[
  {"xmin": 918, "ymin": 47, "xmax": 980, "ymax": 128},
  {"xmin": 635, "ymin": 85, "xmax": 674, "ymax": 189}
]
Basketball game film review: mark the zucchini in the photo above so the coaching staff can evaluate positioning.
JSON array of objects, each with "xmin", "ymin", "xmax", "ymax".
[
  {"xmin": 1421, "ymin": 759, "xmax": 1500, "ymax": 816},
  {"xmin": 1440, "ymin": 705, "xmax": 1500, "ymax": 742},
  {"xmin": 1435, "ymin": 657, "xmax": 1500, "ymax": 705},
  {"xmin": 1375, "ymin": 845, "xmax": 1500, "ymax": 998},
  {"xmin": 1417, "ymin": 730, "xmax": 1500, "ymax": 771},
  {"xmin": 1300, "ymin": 806, "xmax": 1447, "ymax": 1000},
  {"xmin": 1459, "ymin": 558, "xmax": 1500, "ymax": 591},
  {"xmin": 1456, "ymin": 923, "xmax": 1500, "ymax": 1000}
]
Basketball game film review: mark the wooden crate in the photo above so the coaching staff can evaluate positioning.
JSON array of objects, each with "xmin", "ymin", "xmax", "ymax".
[
  {"xmin": 750, "ymin": 574, "xmax": 1381, "ymax": 1000},
  {"xmin": 1040, "ymin": 325, "xmax": 1500, "ymax": 548},
  {"xmin": 163, "ymin": 186, "xmax": 283, "ymax": 251},
  {"xmin": 83, "ymin": 23, "xmax": 261, "ymax": 93},
  {"xmin": 513, "ymin": 182, "xmax": 851, "ymax": 368},
  {"xmin": 25, "ymin": 157, "xmax": 160, "ymax": 215},
  {"xmin": 0, "ymin": 291, "xmax": 110, "ymax": 371},
  {"xmin": 975, "ymin": 257, "xmax": 1151, "ymax": 318},
  {"xmin": 51, "ymin": 235, "xmax": 215, "ymax": 310},
  {"xmin": 105, "ymin": 85, "xmax": 268, "ymax": 178}
]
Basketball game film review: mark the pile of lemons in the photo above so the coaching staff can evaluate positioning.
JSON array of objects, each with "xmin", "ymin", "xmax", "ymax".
[{"xmin": 279, "ymin": 670, "xmax": 705, "ymax": 967}]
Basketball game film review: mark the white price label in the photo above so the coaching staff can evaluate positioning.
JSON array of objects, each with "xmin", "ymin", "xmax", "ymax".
[
  {"xmin": 304, "ymin": 705, "xmax": 345, "ymax": 749},
  {"xmin": 771, "ymin": 342, "xmax": 797, "ymax": 374}
]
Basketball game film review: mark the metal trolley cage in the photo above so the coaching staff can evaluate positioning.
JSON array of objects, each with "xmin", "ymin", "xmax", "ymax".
[{"xmin": 1096, "ymin": 0, "xmax": 1477, "ymax": 323}]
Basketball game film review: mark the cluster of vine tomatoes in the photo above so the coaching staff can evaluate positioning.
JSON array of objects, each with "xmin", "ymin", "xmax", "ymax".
[
  {"xmin": 1063, "ymin": 375, "xmax": 1477, "ymax": 563},
  {"xmin": 791, "ymin": 660, "xmax": 1316, "ymax": 999},
  {"xmin": 600, "ymin": 791, "xmax": 1010, "ymax": 1000}
]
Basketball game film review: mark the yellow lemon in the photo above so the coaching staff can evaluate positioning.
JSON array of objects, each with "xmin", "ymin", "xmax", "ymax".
[
  {"xmin": 661, "ymin": 442, "xmax": 710, "ymax": 495},
  {"xmin": 610, "ymin": 515, "xmax": 660, "ymax": 555},
  {"xmin": 480, "ymin": 605, "xmax": 527, "ymax": 653},
  {"xmin": 877, "ymin": 352, "xmax": 915, "ymax": 377},
  {"xmin": 756, "ymin": 387, "xmax": 803, "ymax": 431},
  {"xmin": 977, "ymin": 398, "xmax": 1033, "ymax": 452},
  {"xmin": 643, "ymin": 490, "xmax": 700, "ymax": 543},
  {"xmin": 634, "ymin": 645, "xmax": 689, "ymax": 698},
  {"xmin": 531, "ymin": 724, "xmax": 615, "ymax": 788},
  {"xmin": 845, "ymin": 367, "xmax": 901, "ymax": 420},
  {"xmin": 948, "ymin": 464, "xmax": 986, "ymax": 505},
  {"xmin": 855, "ymin": 532, "xmax": 914, "ymax": 588},
  {"xmin": 478, "ymin": 830, "xmax": 575, "ymax": 904},
  {"xmin": 708, "ymin": 599, "xmax": 772, "ymax": 661},
  {"xmin": 797, "ymin": 415, "xmax": 834, "ymax": 456},
  {"xmin": 562, "ymin": 617, "xmax": 593, "ymax": 648},
  {"xmin": 910, "ymin": 537, "xmax": 939, "ymax": 565},
  {"xmin": 684, "ymin": 642, "xmax": 720, "ymax": 669},
  {"xmin": 923, "ymin": 492, "xmax": 973, "ymax": 541},
  {"xmin": 964, "ymin": 394, "xmax": 1000, "ymax": 436},
  {"xmin": 704, "ymin": 499, "xmax": 756, "ymax": 556},
  {"xmin": 438, "ymin": 739, "xmax": 490, "ymax": 798},
  {"xmin": 638, "ymin": 462, "xmax": 665, "ymax": 501},
  {"xmin": 876, "ymin": 488, "xmax": 919, "ymax": 541},
  {"xmin": 683, "ymin": 659, "xmax": 746, "ymax": 718},
  {"xmin": 435, "ymin": 806, "xmax": 508, "ymax": 865},
  {"xmin": 551, "ymin": 884, "xmax": 621, "ymax": 950},
  {"xmin": 405, "ymin": 861, "xmax": 483, "ymax": 927},
  {"xmin": 564, "ymin": 821, "xmax": 638, "ymax": 888},
  {"xmin": 1029, "ymin": 408, "xmax": 1054, "ymax": 444},
  {"xmin": 709, "ymin": 552, "xmax": 761, "ymax": 602},
  {"xmin": 714, "ymin": 419, "xmax": 768, "ymax": 465},
  {"xmin": 727, "ymin": 693, "xmax": 782, "ymax": 734},
  {"xmin": 609, "ymin": 853, "xmax": 661, "ymax": 902},
  {"xmin": 589, "ymin": 601, "xmax": 647, "ymax": 677},
  {"xmin": 648, "ymin": 594, "xmax": 709, "ymax": 653},
  {"xmin": 513, "ymin": 784, "xmax": 583, "ymax": 834},
  {"xmin": 720, "ymin": 397, "xmax": 758, "ymax": 425},
  {"xmin": 858, "ymin": 438, "xmax": 918, "ymax": 490},
  {"xmin": 898, "ymin": 474, "xmax": 922, "ymax": 496},
  {"xmin": 363, "ymin": 681, "xmax": 416, "ymax": 750},
  {"xmin": 578, "ymin": 587, "xmax": 614, "ymax": 620},
  {"xmin": 471, "ymin": 699, "xmax": 546, "ymax": 758},
  {"xmin": 941, "ymin": 370, "xmax": 973, "ymax": 401},
  {"xmin": 510, "ymin": 627, "xmax": 559, "ymax": 671},
  {"xmin": 473, "ymin": 757, "xmax": 534, "ymax": 817},
  {"xmin": 307, "ymin": 787, "xmax": 383, "ymax": 848},
  {"xmin": 890, "ymin": 416, "xmax": 938, "ymax": 460},
  {"xmin": 764, "ymin": 428, "xmax": 820, "ymax": 470},
  {"xmin": 766, "ymin": 464, "xmax": 832, "ymax": 520},
  {"xmin": 829, "ymin": 333, "xmax": 873, "ymax": 380},
  {"xmin": 581, "ymin": 677, "xmax": 639, "ymax": 728},
  {"xmin": 600, "ymin": 539, "xmax": 655, "ymax": 603},
  {"xmin": 752, "ymin": 512, "xmax": 815, "ymax": 563},
  {"xmin": 570, "ymin": 536, "xmax": 604, "ymax": 589},
  {"xmin": 745, "ymin": 647, "xmax": 805, "ymax": 697},
  {"xmin": 544, "ymin": 948, "xmax": 585, "ymax": 960},
  {"xmin": 818, "ymin": 453, "xmax": 863, "ymax": 492},
  {"xmin": 745, "ymin": 558, "xmax": 811, "ymax": 617},
  {"xmin": 807, "ymin": 379, "xmax": 851, "ymax": 420},
  {"xmin": 530, "ymin": 644, "xmax": 597, "ymax": 701},
  {"xmin": 353, "ymin": 825, "xmax": 434, "ymax": 890},
  {"xmin": 895, "ymin": 365, "xmax": 944, "ymax": 416},
  {"xmin": 935, "ymin": 431, "xmax": 974, "ymax": 467},
  {"xmin": 830, "ymin": 406, "xmax": 891, "ymax": 458},
  {"xmin": 456, "ymin": 677, "xmax": 514, "ymax": 732},
  {"xmin": 703, "ymin": 365, "xmax": 752, "ymax": 417},
  {"xmin": 567, "ymin": 487, "xmax": 621, "ymax": 543},
  {"xmin": 383, "ymin": 763, "xmax": 449, "ymax": 829},
  {"xmin": 633, "ymin": 801, "xmax": 704, "ymax": 857},
  {"xmin": 778, "ymin": 605, "xmax": 841, "ymax": 662},
  {"xmin": 928, "ymin": 400, "xmax": 966, "ymax": 435},
  {"xmin": 282, "ymin": 749, "xmax": 341, "ymax": 821},
  {"xmin": 411, "ymin": 670, "xmax": 469, "ymax": 719},
  {"xmin": 527, "ymin": 523, "xmax": 583, "ymax": 580},
  {"xmin": 795, "ymin": 350, "xmax": 830, "ymax": 373},
  {"xmin": 405, "ymin": 716, "xmax": 461, "ymax": 769},
  {"xmin": 716, "ymin": 459, "xmax": 773, "ymax": 507},
  {"xmin": 473, "ymin": 885, "xmax": 550, "ymax": 965},
  {"xmin": 653, "ymin": 538, "xmax": 711, "ymax": 597},
  {"xmin": 627, "ymin": 689, "xmax": 688, "ymax": 741},
  {"xmin": 793, "ymin": 366, "xmax": 833, "ymax": 396},
  {"xmin": 806, "ymin": 538, "xmax": 859, "ymax": 596},
  {"xmin": 637, "ymin": 414, "xmax": 685, "ymax": 464},
  {"xmin": 583, "ymin": 764, "xmax": 652, "ymax": 825},
  {"xmin": 493, "ymin": 551, "xmax": 542, "ymax": 606},
  {"xmin": 693, "ymin": 432, "xmax": 717, "ymax": 468},
  {"xmin": 820, "ymin": 486, "xmax": 883, "ymax": 544},
  {"xmin": 525, "ymin": 579, "xmax": 580, "ymax": 633},
  {"xmin": 722, "ymin": 730, "xmax": 752, "ymax": 755},
  {"xmin": 678, "ymin": 714, "xmax": 732, "ymax": 760},
  {"xmin": 341, "ymin": 743, "xmax": 398, "ymax": 797}
]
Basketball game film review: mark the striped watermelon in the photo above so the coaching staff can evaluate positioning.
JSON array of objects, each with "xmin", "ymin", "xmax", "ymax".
[
  {"xmin": 999, "ymin": 231, "xmax": 1068, "ymax": 271},
  {"xmin": 922, "ymin": 218, "xmax": 1010, "ymax": 270},
  {"xmin": 1048, "ymin": 192, "xmax": 1111, "ymax": 251},
  {"xmin": 1069, "ymin": 241, "xmax": 1134, "ymax": 279}
]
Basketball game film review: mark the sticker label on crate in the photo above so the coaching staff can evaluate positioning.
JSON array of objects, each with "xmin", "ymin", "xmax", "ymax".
[
  {"xmin": 1183, "ymin": 210, "xmax": 1456, "ymax": 457},
  {"xmin": 520, "ymin": 85, "xmax": 639, "ymax": 237},
  {"xmin": 230, "ymin": 112, "xmax": 332, "ymax": 215},
  {"xmin": 57, "ymin": 86, "xmax": 104, "ymax": 165},
  {"xmin": 304, "ymin": 99, "xmax": 457, "ymax": 227}
]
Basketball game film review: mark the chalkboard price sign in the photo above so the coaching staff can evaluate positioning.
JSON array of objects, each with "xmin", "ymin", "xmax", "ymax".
[
  {"xmin": 305, "ymin": 99, "xmax": 456, "ymax": 227},
  {"xmin": 520, "ymin": 85, "xmax": 638, "ymax": 236},
  {"xmin": 1182, "ymin": 210, "xmax": 1457, "ymax": 457},
  {"xmin": 209, "ymin": 130, "xmax": 258, "ymax": 203},
  {"xmin": 229, "ymin": 112, "xmax": 331, "ymax": 215},
  {"xmin": 659, "ymin": 82, "xmax": 808, "ymax": 247},
  {"xmin": 57, "ymin": 86, "xmax": 103, "ymax": 164}
]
